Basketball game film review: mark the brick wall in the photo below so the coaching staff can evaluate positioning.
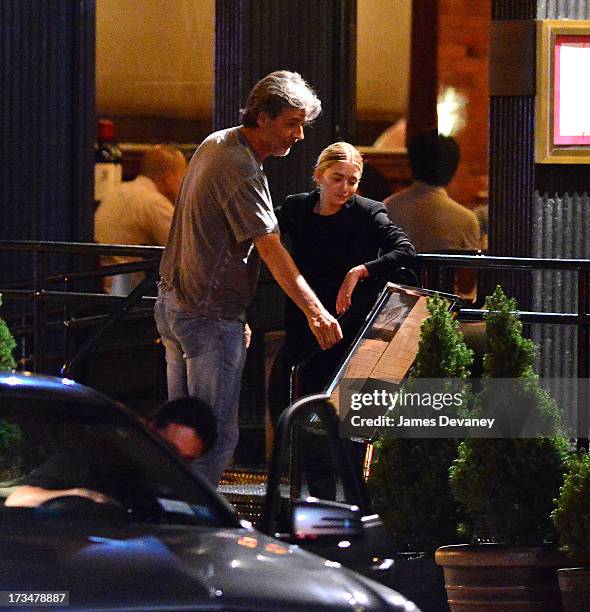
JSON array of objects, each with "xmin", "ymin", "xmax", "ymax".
[{"xmin": 438, "ymin": 0, "xmax": 490, "ymax": 208}]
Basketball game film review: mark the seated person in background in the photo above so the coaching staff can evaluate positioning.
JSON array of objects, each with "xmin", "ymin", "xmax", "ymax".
[
  {"xmin": 384, "ymin": 129, "xmax": 480, "ymax": 253},
  {"xmin": 4, "ymin": 397, "xmax": 216, "ymax": 508},
  {"xmin": 94, "ymin": 144, "xmax": 187, "ymax": 295}
]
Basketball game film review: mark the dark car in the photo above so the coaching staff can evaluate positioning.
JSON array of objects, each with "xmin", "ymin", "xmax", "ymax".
[{"xmin": 0, "ymin": 371, "xmax": 418, "ymax": 611}]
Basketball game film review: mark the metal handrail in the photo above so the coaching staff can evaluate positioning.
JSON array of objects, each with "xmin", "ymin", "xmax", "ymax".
[
  {"xmin": 418, "ymin": 252, "xmax": 590, "ymax": 271},
  {"xmin": 61, "ymin": 267, "xmax": 160, "ymax": 377},
  {"xmin": 0, "ymin": 240, "xmax": 162, "ymax": 375},
  {"xmin": 0, "ymin": 239, "xmax": 163, "ymax": 257}
]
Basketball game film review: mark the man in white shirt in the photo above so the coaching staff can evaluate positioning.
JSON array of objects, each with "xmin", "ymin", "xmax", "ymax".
[{"xmin": 95, "ymin": 145, "xmax": 187, "ymax": 294}]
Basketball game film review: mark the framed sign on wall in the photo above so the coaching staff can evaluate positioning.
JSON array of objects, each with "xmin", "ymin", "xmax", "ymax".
[{"xmin": 536, "ymin": 20, "xmax": 590, "ymax": 164}]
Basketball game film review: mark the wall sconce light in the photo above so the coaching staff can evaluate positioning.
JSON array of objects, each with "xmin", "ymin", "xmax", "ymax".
[{"xmin": 437, "ymin": 86, "xmax": 467, "ymax": 137}]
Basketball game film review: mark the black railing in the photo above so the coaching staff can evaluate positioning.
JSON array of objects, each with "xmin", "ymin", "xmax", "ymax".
[
  {"xmin": 417, "ymin": 252, "xmax": 590, "ymax": 382},
  {"xmin": 0, "ymin": 240, "xmax": 161, "ymax": 375}
]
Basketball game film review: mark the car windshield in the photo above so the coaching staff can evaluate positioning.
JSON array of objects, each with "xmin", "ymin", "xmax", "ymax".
[{"xmin": 0, "ymin": 399, "xmax": 227, "ymax": 527}]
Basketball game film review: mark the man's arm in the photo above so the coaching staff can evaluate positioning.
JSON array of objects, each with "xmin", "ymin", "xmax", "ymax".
[
  {"xmin": 464, "ymin": 212, "xmax": 482, "ymax": 250},
  {"xmin": 148, "ymin": 195, "xmax": 174, "ymax": 245},
  {"xmin": 4, "ymin": 485, "xmax": 116, "ymax": 507},
  {"xmin": 253, "ymin": 233, "xmax": 342, "ymax": 350}
]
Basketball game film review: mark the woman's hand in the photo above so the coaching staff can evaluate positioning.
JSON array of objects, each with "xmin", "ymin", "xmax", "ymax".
[{"xmin": 336, "ymin": 265, "xmax": 369, "ymax": 314}]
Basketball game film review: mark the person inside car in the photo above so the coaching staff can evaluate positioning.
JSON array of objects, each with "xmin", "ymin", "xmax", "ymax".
[
  {"xmin": 4, "ymin": 397, "xmax": 216, "ymax": 508},
  {"xmin": 146, "ymin": 396, "xmax": 217, "ymax": 462}
]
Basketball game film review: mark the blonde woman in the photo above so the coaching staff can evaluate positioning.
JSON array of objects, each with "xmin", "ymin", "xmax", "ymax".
[{"xmin": 273, "ymin": 142, "xmax": 415, "ymax": 409}]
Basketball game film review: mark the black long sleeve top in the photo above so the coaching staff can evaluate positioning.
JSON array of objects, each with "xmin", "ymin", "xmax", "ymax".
[
  {"xmin": 276, "ymin": 189, "xmax": 415, "ymax": 306},
  {"xmin": 275, "ymin": 189, "xmax": 415, "ymax": 359}
]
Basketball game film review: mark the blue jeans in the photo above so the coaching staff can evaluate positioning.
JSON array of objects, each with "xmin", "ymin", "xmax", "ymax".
[{"xmin": 154, "ymin": 288, "xmax": 246, "ymax": 486}]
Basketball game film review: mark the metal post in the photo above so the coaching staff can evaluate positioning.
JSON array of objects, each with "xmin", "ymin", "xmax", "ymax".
[
  {"xmin": 32, "ymin": 250, "xmax": 46, "ymax": 373},
  {"xmin": 577, "ymin": 268, "xmax": 590, "ymax": 451},
  {"xmin": 62, "ymin": 275, "xmax": 71, "ymax": 369}
]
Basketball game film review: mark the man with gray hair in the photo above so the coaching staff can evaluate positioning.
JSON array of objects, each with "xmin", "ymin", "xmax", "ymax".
[{"xmin": 155, "ymin": 70, "xmax": 342, "ymax": 485}]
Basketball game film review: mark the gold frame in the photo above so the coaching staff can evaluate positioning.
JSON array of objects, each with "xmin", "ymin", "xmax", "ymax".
[{"xmin": 536, "ymin": 20, "xmax": 590, "ymax": 164}]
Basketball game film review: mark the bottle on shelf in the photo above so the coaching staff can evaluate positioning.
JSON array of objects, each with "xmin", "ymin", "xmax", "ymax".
[{"xmin": 94, "ymin": 118, "xmax": 123, "ymax": 204}]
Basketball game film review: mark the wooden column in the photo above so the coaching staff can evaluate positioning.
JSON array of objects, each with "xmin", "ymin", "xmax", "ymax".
[{"xmin": 407, "ymin": 0, "xmax": 438, "ymax": 143}]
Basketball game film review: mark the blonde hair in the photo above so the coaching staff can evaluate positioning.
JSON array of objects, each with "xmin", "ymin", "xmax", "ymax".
[{"xmin": 314, "ymin": 141, "xmax": 363, "ymax": 177}]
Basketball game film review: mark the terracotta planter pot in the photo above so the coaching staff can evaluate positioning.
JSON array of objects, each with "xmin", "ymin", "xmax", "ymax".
[
  {"xmin": 435, "ymin": 544, "xmax": 571, "ymax": 611},
  {"xmin": 558, "ymin": 567, "xmax": 590, "ymax": 612}
]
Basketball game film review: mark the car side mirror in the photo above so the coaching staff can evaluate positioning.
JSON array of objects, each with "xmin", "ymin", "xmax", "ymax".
[{"xmin": 291, "ymin": 497, "xmax": 364, "ymax": 541}]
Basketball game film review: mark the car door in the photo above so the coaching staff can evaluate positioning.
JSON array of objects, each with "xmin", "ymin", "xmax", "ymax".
[{"xmin": 259, "ymin": 391, "xmax": 397, "ymax": 585}]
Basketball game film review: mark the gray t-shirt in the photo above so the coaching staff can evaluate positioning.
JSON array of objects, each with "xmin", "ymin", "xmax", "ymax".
[{"xmin": 159, "ymin": 127, "xmax": 278, "ymax": 320}]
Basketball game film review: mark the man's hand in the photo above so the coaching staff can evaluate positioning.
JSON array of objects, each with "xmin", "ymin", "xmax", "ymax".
[
  {"xmin": 307, "ymin": 308, "xmax": 342, "ymax": 350},
  {"xmin": 245, "ymin": 322, "xmax": 252, "ymax": 349},
  {"xmin": 70, "ymin": 487, "xmax": 120, "ymax": 506},
  {"xmin": 336, "ymin": 265, "xmax": 369, "ymax": 314}
]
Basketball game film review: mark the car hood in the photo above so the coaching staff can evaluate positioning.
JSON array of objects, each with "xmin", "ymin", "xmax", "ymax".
[{"xmin": 0, "ymin": 515, "xmax": 415, "ymax": 611}]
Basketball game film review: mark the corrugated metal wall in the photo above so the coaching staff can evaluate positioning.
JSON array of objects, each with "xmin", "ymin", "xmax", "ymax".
[
  {"xmin": 486, "ymin": 96, "xmax": 536, "ymax": 303},
  {"xmin": 488, "ymin": 0, "xmax": 536, "ymax": 304},
  {"xmin": 537, "ymin": 0, "xmax": 590, "ymax": 18},
  {"xmin": 0, "ymin": 0, "xmax": 95, "ymax": 284},
  {"xmin": 488, "ymin": 0, "xmax": 590, "ymax": 425},
  {"xmin": 532, "ymin": 1, "xmax": 590, "ymax": 421},
  {"xmin": 214, "ymin": 0, "xmax": 357, "ymax": 450},
  {"xmin": 531, "ymin": 192, "xmax": 590, "ymax": 425},
  {"xmin": 214, "ymin": 0, "xmax": 357, "ymax": 345}
]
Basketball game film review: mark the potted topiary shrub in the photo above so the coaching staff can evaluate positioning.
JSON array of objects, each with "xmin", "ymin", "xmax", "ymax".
[
  {"xmin": 552, "ymin": 451, "xmax": 590, "ymax": 611},
  {"xmin": 0, "ymin": 294, "xmax": 16, "ymax": 372},
  {"xmin": 0, "ymin": 293, "xmax": 21, "ymax": 489},
  {"xmin": 369, "ymin": 293, "xmax": 473, "ymax": 611},
  {"xmin": 0, "ymin": 419, "xmax": 23, "ymax": 484},
  {"xmin": 436, "ymin": 285, "xmax": 570, "ymax": 611}
]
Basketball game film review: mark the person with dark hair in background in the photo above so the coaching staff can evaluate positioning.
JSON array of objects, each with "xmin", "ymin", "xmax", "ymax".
[
  {"xmin": 384, "ymin": 129, "xmax": 480, "ymax": 252},
  {"xmin": 155, "ymin": 71, "xmax": 342, "ymax": 487}
]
